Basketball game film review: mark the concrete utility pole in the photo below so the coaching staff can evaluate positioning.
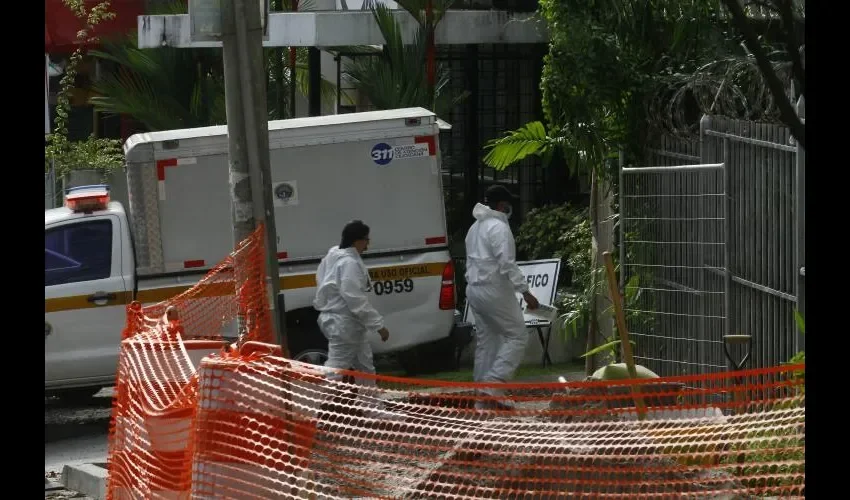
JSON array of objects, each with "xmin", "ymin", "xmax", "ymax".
[{"xmin": 221, "ymin": 0, "xmax": 286, "ymax": 348}]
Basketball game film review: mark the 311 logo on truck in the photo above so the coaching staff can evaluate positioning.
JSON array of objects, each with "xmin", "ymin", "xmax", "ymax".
[{"xmin": 371, "ymin": 143, "xmax": 394, "ymax": 165}]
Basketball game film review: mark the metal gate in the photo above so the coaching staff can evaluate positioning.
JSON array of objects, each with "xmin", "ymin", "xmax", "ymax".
[{"xmin": 619, "ymin": 162, "xmax": 728, "ymax": 377}]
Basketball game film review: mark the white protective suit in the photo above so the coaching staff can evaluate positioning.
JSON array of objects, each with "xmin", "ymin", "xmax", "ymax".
[
  {"xmin": 313, "ymin": 246, "xmax": 384, "ymax": 388},
  {"xmin": 464, "ymin": 203, "xmax": 529, "ymax": 399}
]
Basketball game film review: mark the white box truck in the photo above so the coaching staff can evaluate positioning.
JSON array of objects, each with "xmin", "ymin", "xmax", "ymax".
[{"xmin": 45, "ymin": 108, "xmax": 461, "ymax": 398}]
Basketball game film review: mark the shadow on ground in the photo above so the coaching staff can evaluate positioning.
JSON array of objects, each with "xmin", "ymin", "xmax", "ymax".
[{"xmin": 45, "ymin": 392, "xmax": 113, "ymax": 443}]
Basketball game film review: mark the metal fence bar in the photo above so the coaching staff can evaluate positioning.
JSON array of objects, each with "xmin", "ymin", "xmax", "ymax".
[
  {"xmin": 621, "ymin": 161, "xmax": 726, "ymax": 377},
  {"xmin": 723, "ymin": 139, "xmax": 732, "ymax": 347},
  {"xmin": 619, "ymin": 150, "xmax": 626, "ymax": 292},
  {"xmin": 697, "ymin": 116, "xmax": 709, "ymax": 373},
  {"xmin": 631, "ymin": 113, "xmax": 802, "ymax": 374},
  {"xmin": 705, "ymin": 129, "xmax": 797, "ymax": 152},
  {"xmin": 622, "ymin": 164, "xmax": 723, "ymax": 173},
  {"xmin": 795, "ymin": 97, "xmax": 806, "ymax": 353},
  {"xmin": 646, "ymin": 148, "xmax": 702, "ymax": 162},
  {"xmin": 630, "ymin": 332, "xmax": 723, "ymax": 344},
  {"xmin": 706, "ymin": 266, "xmax": 796, "ymax": 302}
]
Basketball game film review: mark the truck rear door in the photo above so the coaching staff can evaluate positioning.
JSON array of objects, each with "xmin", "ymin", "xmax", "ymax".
[
  {"xmin": 270, "ymin": 128, "xmax": 455, "ymax": 352},
  {"xmin": 45, "ymin": 214, "xmax": 130, "ymax": 387}
]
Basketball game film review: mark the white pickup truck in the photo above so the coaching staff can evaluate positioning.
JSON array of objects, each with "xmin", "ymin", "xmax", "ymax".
[{"xmin": 45, "ymin": 108, "xmax": 464, "ymax": 399}]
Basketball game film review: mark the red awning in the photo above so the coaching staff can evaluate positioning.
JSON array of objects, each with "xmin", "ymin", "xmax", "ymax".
[{"xmin": 45, "ymin": 0, "xmax": 144, "ymax": 53}]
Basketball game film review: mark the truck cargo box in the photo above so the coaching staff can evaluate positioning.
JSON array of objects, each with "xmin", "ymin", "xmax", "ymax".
[{"xmin": 123, "ymin": 108, "xmax": 448, "ymax": 276}]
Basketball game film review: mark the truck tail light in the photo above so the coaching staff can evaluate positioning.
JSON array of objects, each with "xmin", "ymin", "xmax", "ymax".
[{"xmin": 439, "ymin": 260, "xmax": 456, "ymax": 310}]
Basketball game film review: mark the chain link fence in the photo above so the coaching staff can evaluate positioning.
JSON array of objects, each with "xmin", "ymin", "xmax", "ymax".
[{"xmin": 622, "ymin": 108, "xmax": 804, "ymax": 376}]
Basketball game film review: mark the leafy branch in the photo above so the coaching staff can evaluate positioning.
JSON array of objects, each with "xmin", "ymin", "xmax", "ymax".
[
  {"xmin": 483, "ymin": 122, "xmax": 565, "ymax": 171},
  {"xmin": 45, "ymin": 1, "xmax": 124, "ymax": 179}
]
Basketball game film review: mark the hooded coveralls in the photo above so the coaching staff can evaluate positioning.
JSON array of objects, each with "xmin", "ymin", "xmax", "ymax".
[
  {"xmin": 313, "ymin": 246, "xmax": 384, "ymax": 390},
  {"xmin": 464, "ymin": 203, "xmax": 529, "ymax": 398}
]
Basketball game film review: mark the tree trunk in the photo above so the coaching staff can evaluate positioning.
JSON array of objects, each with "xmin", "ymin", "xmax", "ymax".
[{"xmin": 585, "ymin": 170, "xmax": 601, "ymax": 376}]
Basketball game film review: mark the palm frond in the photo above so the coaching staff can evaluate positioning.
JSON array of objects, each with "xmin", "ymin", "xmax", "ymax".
[
  {"xmin": 90, "ymin": 70, "xmax": 188, "ymax": 130},
  {"xmin": 294, "ymin": 63, "xmax": 339, "ymax": 108},
  {"xmin": 482, "ymin": 121, "xmax": 560, "ymax": 170},
  {"xmin": 90, "ymin": 32, "xmax": 226, "ymax": 130},
  {"xmin": 345, "ymin": 7, "xmax": 428, "ymax": 106}
]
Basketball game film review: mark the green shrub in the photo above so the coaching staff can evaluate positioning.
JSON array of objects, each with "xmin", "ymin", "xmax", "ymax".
[
  {"xmin": 516, "ymin": 204, "xmax": 588, "ymax": 287},
  {"xmin": 517, "ymin": 204, "xmax": 593, "ymax": 339}
]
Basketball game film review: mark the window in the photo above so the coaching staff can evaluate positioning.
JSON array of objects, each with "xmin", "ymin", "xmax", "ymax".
[{"xmin": 45, "ymin": 220, "xmax": 113, "ymax": 286}]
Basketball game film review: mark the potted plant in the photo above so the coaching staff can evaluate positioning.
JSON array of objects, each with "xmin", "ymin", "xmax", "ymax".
[
  {"xmin": 46, "ymin": 134, "xmax": 124, "ymax": 188},
  {"xmin": 45, "ymin": 0, "xmax": 123, "ymax": 201}
]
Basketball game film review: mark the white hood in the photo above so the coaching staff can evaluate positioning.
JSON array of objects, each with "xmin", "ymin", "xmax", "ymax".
[
  {"xmin": 322, "ymin": 245, "xmax": 358, "ymax": 268},
  {"xmin": 464, "ymin": 203, "xmax": 528, "ymax": 294},
  {"xmin": 472, "ymin": 202, "xmax": 508, "ymax": 223}
]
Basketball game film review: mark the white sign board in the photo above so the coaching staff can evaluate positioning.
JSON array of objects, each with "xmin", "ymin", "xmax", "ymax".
[{"xmin": 462, "ymin": 258, "xmax": 562, "ymax": 327}]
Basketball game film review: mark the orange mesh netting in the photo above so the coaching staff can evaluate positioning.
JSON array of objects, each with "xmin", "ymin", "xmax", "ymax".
[{"xmin": 106, "ymin": 226, "xmax": 805, "ymax": 499}]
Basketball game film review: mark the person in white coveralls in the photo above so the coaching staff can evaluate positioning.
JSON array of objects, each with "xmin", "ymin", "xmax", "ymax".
[
  {"xmin": 464, "ymin": 185, "xmax": 540, "ymax": 410},
  {"xmin": 313, "ymin": 220, "xmax": 400, "ymax": 419}
]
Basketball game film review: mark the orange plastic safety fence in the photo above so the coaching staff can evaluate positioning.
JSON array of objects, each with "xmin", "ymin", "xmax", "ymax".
[
  {"xmin": 107, "ymin": 225, "xmax": 273, "ymax": 499},
  {"xmin": 106, "ymin": 227, "xmax": 805, "ymax": 499},
  {"xmin": 120, "ymin": 225, "xmax": 273, "ymax": 346}
]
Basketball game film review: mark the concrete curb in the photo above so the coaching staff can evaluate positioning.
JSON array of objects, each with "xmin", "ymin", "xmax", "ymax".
[
  {"xmin": 44, "ymin": 477, "xmax": 64, "ymax": 491},
  {"xmin": 62, "ymin": 463, "xmax": 107, "ymax": 500}
]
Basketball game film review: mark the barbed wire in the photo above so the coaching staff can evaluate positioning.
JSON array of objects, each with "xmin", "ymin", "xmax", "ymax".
[{"xmin": 644, "ymin": 52, "xmax": 794, "ymax": 138}]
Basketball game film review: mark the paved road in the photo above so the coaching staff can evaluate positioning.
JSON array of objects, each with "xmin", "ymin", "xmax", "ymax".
[{"xmin": 45, "ymin": 388, "xmax": 113, "ymax": 475}]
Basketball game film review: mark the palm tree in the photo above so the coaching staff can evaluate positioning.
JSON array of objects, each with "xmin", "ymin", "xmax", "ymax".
[
  {"xmin": 89, "ymin": 38, "xmax": 226, "ymax": 130},
  {"xmin": 89, "ymin": 1, "xmax": 335, "ymax": 131},
  {"xmin": 343, "ymin": 0, "xmax": 466, "ymax": 117}
]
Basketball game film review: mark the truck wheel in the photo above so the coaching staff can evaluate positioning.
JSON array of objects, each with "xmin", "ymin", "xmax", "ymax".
[
  {"xmin": 397, "ymin": 349, "xmax": 423, "ymax": 376},
  {"xmin": 293, "ymin": 347, "xmax": 328, "ymax": 366},
  {"xmin": 284, "ymin": 307, "xmax": 328, "ymax": 366},
  {"xmin": 289, "ymin": 330, "xmax": 329, "ymax": 366}
]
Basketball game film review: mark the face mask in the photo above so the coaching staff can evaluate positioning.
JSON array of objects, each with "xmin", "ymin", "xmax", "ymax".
[{"xmin": 504, "ymin": 205, "xmax": 513, "ymax": 219}]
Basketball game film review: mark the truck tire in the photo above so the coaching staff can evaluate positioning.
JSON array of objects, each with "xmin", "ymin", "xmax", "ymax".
[
  {"xmin": 283, "ymin": 308, "xmax": 356, "ymax": 386},
  {"xmin": 292, "ymin": 344, "xmax": 329, "ymax": 366},
  {"xmin": 285, "ymin": 307, "xmax": 328, "ymax": 366}
]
